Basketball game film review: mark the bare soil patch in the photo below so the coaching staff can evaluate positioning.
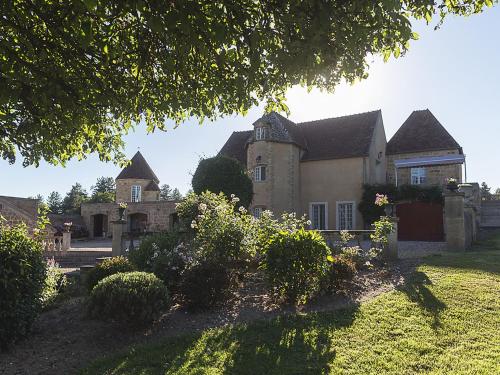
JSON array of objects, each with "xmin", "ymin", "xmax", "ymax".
[{"xmin": 0, "ymin": 259, "xmax": 419, "ymax": 375}]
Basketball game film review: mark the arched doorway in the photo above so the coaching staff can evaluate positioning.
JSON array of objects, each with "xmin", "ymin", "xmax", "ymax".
[
  {"xmin": 128, "ymin": 213, "xmax": 148, "ymax": 234},
  {"xmin": 92, "ymin": 214, "xmax": 108, "ymax": 238}
]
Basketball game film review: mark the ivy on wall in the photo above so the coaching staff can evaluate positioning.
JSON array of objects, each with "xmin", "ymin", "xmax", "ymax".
[{"xmin": 358, "ymin": 184, "xmax": 443, "ymax": 225}]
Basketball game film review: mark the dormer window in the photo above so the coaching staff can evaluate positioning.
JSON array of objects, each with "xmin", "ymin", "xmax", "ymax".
[
  {"xmin": 255, "ymin": 127, "xmax": 267, "ymax": 141},
  {"xmin": 131, "ymin": 185, "xmax": 142, "ymax": 202}
]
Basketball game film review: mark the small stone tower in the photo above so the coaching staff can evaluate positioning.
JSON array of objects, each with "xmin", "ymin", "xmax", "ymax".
[
  {"xmin": 247, "ymin": 113, "xmax": 302, "ymax": 216},
  {"xmin": 115, "ymin": 151, "xmax": 160, "ymax": 203}
]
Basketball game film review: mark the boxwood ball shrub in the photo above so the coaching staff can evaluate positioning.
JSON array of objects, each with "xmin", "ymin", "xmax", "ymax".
[
  {"xmin": 87, "ymin": 272, "xmax": 170, "ymax": 323},
  {"xmin": 85, "ymin": 256, "xmax": 135, "ymax": 292},
  {"xmin": 0, "ymin": 224, "xmax": 46, "ymax": 350},
  {"xmin": 264, "ymin": 228, "xmax": 330, "ymax": 304},
  {"xmin": 179, "ymin": 262, "xmax": 232, "ymax": 311}
]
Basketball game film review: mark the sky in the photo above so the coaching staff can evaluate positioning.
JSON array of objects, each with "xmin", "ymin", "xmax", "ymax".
[{"xmin": 1, "ymin": 7, "xmax": 500, "ymax": 199}]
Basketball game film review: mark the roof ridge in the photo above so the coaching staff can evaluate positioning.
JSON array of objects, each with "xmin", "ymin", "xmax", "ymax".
[{"xmin": 297, "ymin": 109, "xmax": 381, "ymax": 126}]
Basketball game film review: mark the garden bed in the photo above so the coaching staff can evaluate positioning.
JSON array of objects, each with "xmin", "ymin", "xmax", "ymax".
[{"xmin": 0, "ymin": 259, "xmax": 417, "ymax": 375}]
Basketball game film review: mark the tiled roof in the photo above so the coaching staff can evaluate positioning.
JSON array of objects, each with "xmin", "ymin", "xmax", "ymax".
[
  {"xmin": 218, "ymin": 130, "xmax": 253, "ymax": 165},
  {"xmin": 299, "ymin": 110, "xmax": 380, "ymax": 161},
  {"xmin": 387, "ymin": 109, "xmax": 461, "ymax": 155},
  {"xmin": 116, "ymin": 151, "xmax": 160, "ymax": 183},
  {"xmin": 219, "ymin": 110, "xmax": 381, "ymax": 163},
  {"xmin": 145, "ymin": 180, "xmax": 160, "ymax": 191}
]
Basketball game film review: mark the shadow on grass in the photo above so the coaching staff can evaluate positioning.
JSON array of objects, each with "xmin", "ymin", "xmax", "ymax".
[
  {"xmin": 398, "ymin": 271, "xmax": 446, "ymax": 330},
  {"xmin": 83, "ymin": 307, "xmax": 359, "ymax": 375}
]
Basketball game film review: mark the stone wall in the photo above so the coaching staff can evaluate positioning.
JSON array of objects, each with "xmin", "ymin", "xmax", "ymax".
[
  {"xmin": 81, "ymin": 200, "xmax": 177, "ymax": 239},
  {"xmin": 0, "ymin": 196, "xmax": 38, "ymax": 232},
  {"xmin": 386, "ymin": 149, "xmax": 462, "ymax": 186},
  {"xmin": 116, "ymin": 178, "xmax": 159, "ymax": 203}
]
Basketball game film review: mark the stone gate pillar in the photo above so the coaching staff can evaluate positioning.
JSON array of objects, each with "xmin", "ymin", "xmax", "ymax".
[
  {"xmin": 385, "ymin": 217, "xmax": 399, "ymax": 260},
  {"xmin": 62, "ymin": 231, "xmax": 71, "ymax": 251},
  {"xmin": 111, "ymin": 219, "xmax": 126, "ymax": 257},
  {"xmin": 444, "ymin": 191, "xmax": 466, "ymax": 252}
]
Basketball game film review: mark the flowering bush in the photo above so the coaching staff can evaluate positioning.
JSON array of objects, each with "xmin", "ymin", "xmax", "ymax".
[
  {"xmin": 41, "ymin": 258, "xmax": 67, "ymax": 309},
  {"xmin": 374, "ymin": 193, "xmax": 389, "ymax": 207},
  {"xmin": 263, "ymin": 228, "xmax": 331, "ymax": 304},
  {"xmin": 177, "ymin": 191, "xmax": 255, "ymax": 264}
]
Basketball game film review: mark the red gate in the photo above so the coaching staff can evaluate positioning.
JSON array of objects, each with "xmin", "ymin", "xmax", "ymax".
[{"xmin": 396, "ymin": 202, "xmax": 444, "ymax": 241}]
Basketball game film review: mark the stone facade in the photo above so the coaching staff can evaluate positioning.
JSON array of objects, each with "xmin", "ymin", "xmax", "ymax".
[
  {"xmin": 387, "ymin": 149, "xmax": 463, "ymax": 187},
  {"xmin": 0, "ymin": 195, "xmax": 38, "ymax": 231},
  {"xmin": 115, "ymin": 178, "xmax": 160, "ymax": 203},
  {"xmin": 246, "ymin": 113, "xmax": 387, "ymax": 229},
  {"xmin": 81, "ymin": 151, "xmax": 177, "ymax": 239},
  {"xmin": 81, "ymin": 201, "xmax": 177, "ymax": 239}
]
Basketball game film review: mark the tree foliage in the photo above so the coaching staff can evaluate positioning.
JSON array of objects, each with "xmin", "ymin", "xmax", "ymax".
[
  {"xmin": 192, "ymin": 156, "xmax": 253, "ymax": 208},
  {"xmin": 1, "ymin": 1, "xmax": 495, "ymax": 166},
  {"xmin": 89, "ymin": 176, "xmax": 116, "ymax": 203},
  {"xmin": 46, "ymin": 191, "xmax": 63, "ymax": 214},
  {"xmin": 62, "ymin": 183, "xmax": 88, "ymax": 214}
]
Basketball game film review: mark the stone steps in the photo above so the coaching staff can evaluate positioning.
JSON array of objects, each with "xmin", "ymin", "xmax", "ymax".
[{"xmin": 44, "ymin": 250, "xmax": 112, "ymax": 267}]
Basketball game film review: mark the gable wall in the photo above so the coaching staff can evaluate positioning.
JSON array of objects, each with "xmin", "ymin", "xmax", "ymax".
[
  {"xmin": 116, "ymin": 179, "xmax": 159, "ymax": 203},
  {"xmin": 386, "ymin": 149, "xmax": 462, "ymax": 186}
]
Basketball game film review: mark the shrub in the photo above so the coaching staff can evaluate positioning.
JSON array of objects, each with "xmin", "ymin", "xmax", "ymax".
[
  {"xmin": 179, "ymin": 262, "xmax": 232, "ymax": 311},
  {"xmin": 177, "ymin": 191, "xmax": 254, "ymax": 264},
  {"xmin": 85, "ymin": 256, "xmax": 135, "ymax": 292},
  {"xmin": 0, "ymin": 224, "xmax": 46, "ymax": 350},
  {"xmin": 151, "ymin": 243, "xmax": 193, "ymax": 291},
  {"xmin": 128, "ymin": 232, "xmax": 190, "ymax": 291},
  {"xmin": 324, "ymin": 256, "xmax": 356, "ymax": 290},
  {"xmin": 263, "ymin": 228, "xmax": 330, "ymax": 304},
  {"xmin": 41, "ymin": 258, "xmax": 67, "ymax": 309},
  {"xmin": 192, "ymin": 155, "xmax": 253, "ymax": 208},
  {"xmin": 129, "ymin": 232, "xmax": 180, "ymax": 271},
  {"xmin": 87, "ymin": 272, "xmax": 170, "ymax": 323}
]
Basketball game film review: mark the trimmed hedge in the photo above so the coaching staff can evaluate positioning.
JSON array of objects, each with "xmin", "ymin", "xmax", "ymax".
[
  {"xmin": 87, "ymin": 272, "xmax": 170, "ymax": 323},
  {"xmin": 191, "ymin": 155, "xmax": 253, "ymax": 208},
  {"xmin": 0, "ymin": 225, "xmax": 46, "ymax": 350},
  {"xmin": 85, "ymin": 256, "xmax": 135, "ymax": 292},
  {"xmin": 264, "ymin": 229, "xmax": 330, "ymax": 304}
]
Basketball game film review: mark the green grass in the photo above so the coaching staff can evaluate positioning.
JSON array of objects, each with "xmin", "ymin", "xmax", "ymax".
[{"xmin": 82, "ymin": 249, "xmax": 500, "ymax": 375}]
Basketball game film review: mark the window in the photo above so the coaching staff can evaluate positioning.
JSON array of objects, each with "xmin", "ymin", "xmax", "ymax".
[
  {"xmin": 411, "ymin": 167, "xmax": 426, "ymax": 185},
  {"xmin": 253, "ymin": 207, "xmax": 264, "ymax": 218},
  {"xmin": 131, "ymin": 185, "xmax": 142, "ymax": 202},
  {"xmin": 310, "ymin": 203, "xmax": 327, "ymax": 230},
  {"xmin": 254, "ymin": 165, "xmax": 266, "ymax": 181},
  {"xmin": 255, "ymin": 127, "xmax": 267, "ymax": 140},
  {"xmin": 337, "ymin": 201, "xmax": 355, "ymax": 230}
]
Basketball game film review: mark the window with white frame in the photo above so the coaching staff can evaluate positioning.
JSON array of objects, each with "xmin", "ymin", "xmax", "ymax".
[
  {"xmin": 411, "ymin": 167, "xmax": 426, "ymax": 185},
  {"xmin": 253, "ymin": 207, "xmax": 264, "ymax": 218},
  {"xmin": 310, "ymin": 203, "xmax": 327, "ymax": 230},
  {"xmin": 254, "ymin": 165, "xmax": 266, "ymax": 181},
  {"xmin": 337, "ymin": 201, "xmax": 355, "ymax": 230},
  {"xmin": 131, "ymin": 185, "xmax": 142, "ymax": 202},
  {"xmin": 255, "ymin": 127, "xmax": 267, "ymax": 140}
]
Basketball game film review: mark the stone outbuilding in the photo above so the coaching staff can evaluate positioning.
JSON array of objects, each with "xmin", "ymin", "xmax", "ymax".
[
  {"xmin": 81, "ymin": 151, "xmax": 178, "ymax": 239},
  {"xmin": 386, "ymin": 109, "xmax": 464, "ymax": 186}
]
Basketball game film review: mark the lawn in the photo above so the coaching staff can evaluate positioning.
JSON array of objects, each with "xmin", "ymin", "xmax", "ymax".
[{"xmin": 82, "ymin": 248, "xmax": 500, "ymax": 375}]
